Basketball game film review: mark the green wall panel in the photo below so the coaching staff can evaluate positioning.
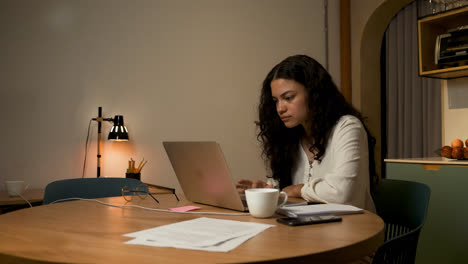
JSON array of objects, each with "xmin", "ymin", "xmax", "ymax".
[{"xmin": 386, "ymin": 163, "xmax": 468, "ymax": 264}]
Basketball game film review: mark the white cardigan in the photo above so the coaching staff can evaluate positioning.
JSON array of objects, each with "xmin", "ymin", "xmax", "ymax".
[{"xmin": 292, "ymin": 115, "xmax": 376, "ymax": 212}]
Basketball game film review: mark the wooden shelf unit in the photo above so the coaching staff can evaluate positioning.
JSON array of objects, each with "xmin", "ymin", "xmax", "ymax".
[{"xmin": 418, "ymin": 6, "xmax": 468, "ymax": 79}]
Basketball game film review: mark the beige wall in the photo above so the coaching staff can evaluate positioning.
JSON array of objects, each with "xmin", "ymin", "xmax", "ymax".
[
  {"xmin": 442, "ymin": 78, "xmax": 468, "ymax": 146},
  {"xmin": 0, "ymin": 0, "xmax": 341, "ymax": 191}
]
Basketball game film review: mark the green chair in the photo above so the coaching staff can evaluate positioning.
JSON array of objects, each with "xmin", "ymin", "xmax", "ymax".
[
  {"xmin": 43, "ymin": 177, "xmax": 148, "ymax": 204},
  {"xmin": 372, "ymin": 179, "xmax": 430, "ymax": 264}
]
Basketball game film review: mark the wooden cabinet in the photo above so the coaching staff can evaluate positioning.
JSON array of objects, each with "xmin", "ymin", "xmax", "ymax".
[{"xmin": 418, "ymin": 6, "xmax": 468, "ymax": 78}]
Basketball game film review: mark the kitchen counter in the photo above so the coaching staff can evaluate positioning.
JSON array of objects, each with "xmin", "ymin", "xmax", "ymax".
[{"xmin": 384, "ymin": 157, "xmax": 468, "ymax": 170}]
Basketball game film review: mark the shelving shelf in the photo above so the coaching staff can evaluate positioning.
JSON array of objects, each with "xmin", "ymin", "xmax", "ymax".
[{"xmin": 418, "ymin": 6, "xmax": 468, "ymax": 79}]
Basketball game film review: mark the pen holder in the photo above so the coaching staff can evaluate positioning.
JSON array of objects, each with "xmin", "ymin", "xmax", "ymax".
[{"xmin": 126, "ymin": 173, "xmax": 141, "ymax": 180}]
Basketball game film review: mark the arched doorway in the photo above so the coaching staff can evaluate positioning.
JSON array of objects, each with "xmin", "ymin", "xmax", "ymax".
[{"xmin": 360, "ymin": 0, "xmax": 414, "ymax": 177}]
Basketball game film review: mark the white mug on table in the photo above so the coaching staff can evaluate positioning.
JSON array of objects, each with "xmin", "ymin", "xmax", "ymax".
[
  {"xmin": 5, "ymin": 180, "xmax": 28, "ymax": 197},
  {"xmin": 245, "ymin": 188, "xmax": 288, "ymax": 218}
]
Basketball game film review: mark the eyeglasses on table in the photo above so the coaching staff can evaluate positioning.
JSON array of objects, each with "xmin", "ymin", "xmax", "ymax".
[
  {"xmin": 121, "ymin": 184, "xmax": 179, "ymax": 203},
  {"xmin": 122, "ymin": 184, "xmax": 160, "ymax": 203}
]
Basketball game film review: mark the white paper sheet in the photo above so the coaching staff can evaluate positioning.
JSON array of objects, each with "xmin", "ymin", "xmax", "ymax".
[{"xmin": 123, "ymin": 217, "xmax": 274, "ymax": 252}]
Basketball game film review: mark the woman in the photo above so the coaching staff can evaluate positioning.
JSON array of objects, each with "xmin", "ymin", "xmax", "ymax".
[{"xmin": 237, "ymin": 55, "xmax": 376, "ymax": 212}]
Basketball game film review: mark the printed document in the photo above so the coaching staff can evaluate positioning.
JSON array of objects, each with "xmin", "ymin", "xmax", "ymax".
[{"xmin": 123, "ymin": 217, "xmax": 274, "ymax": 252}]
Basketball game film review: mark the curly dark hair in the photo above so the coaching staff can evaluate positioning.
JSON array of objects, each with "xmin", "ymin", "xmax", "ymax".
[{"xmin": 257, "ymin": 55, "xmax": 376, "ymax": 189}]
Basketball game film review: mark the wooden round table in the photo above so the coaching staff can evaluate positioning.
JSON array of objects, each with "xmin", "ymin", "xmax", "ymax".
[{"xmin": 0, "ymin": 194, "xmax": 384, "ymax": 264}]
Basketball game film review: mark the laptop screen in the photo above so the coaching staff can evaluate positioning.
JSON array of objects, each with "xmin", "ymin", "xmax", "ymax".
[{"xmin": 163, "ymin": 141, "xmax": 247, "ymax": 211}]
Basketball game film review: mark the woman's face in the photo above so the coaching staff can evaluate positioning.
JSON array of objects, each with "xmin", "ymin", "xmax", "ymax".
[{"xmin": 271, "ymin": 78, "xmax": 309, "ymax": 129}]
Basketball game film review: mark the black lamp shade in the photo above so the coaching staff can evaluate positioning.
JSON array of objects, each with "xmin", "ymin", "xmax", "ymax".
[{"xmin": 108, "ymin": 115, "xmax": 129, "ymax": 141}]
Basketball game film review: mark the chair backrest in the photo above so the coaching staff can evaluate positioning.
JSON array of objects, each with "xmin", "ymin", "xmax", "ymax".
[
  {"xmin": 372, "ymin": 179, "xmax": 431, "ymax": 264},
  {"xmin": 43, "ymin": 177, "xmax": 146, "ymax": 205}
]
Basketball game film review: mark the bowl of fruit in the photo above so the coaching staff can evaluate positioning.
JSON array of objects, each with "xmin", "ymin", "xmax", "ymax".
[{"xmin": 440, "ymin": 139, "xmax": 468, "ymax": 160}]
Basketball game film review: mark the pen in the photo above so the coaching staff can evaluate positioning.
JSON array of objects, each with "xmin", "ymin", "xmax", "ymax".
[{"xmin": 282, "ymin": 201, "xmax": 322, "ymax": 207}]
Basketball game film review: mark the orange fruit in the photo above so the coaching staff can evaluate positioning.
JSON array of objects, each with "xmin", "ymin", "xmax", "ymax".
[{"xmin": 451, "ymin": 139, "xmax": 463, "ymax": 148}]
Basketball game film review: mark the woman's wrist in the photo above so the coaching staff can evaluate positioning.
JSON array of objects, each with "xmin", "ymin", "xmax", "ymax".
[{"xmin": 282, "ymin": 184, "xmax": 304, "ymax": 198}]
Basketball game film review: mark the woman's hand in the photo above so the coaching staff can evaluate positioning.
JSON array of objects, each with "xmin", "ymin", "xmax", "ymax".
[
  {"xmin": 236, "ymin": 179, "xmax": 272, "ymax": 194},
  {"xmin": 282, "ymin": 184, "xmax": 304, "ymax": 198}
]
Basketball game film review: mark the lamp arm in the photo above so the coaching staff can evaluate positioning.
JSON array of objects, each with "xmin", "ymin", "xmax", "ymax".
[
  {"xmin": 97, "ymin": 107, "xmax": 102, "ymax": 177},
  {"xmin": 92, "ymin": 117, "xmax": 114, "ymax": 122},
  {"xmin": 90, "ymin": 107, "xmax": 126, "ymax": 178},
  {"xmin": 91, "ymin": 107, "xmax": 114, "ymax": 178}
]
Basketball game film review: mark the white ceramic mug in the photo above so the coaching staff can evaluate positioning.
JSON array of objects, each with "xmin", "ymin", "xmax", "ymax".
[
  {"xmin": 5, "ymin": 181, "xmax": 28, "ymax": 197},
  {"xmin": 245, "ymin": 188, "xmax": 288, "ymax": 218}
]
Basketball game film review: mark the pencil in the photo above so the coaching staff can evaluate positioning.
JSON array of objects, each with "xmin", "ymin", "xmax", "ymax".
[
  {"xmin": 137, "ymin": 158, "xmax": 145, "ymax": 171},
  {"xmin": 138, "ymin": 160, "xmax": 148, "ymax": 173}
]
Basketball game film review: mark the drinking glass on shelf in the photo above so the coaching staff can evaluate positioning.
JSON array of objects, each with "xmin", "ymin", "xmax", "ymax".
[
  {"xmin": 445, "ymin": 0, "xmax": 455, "ymax": 10},
  {"xmin": 418, "ymin": 0, "xmax": 431, "ymax": 17},
  {"xmin": 426, "ymin": 0, "xmax": 442, "ymax": 15},
  {"xmin": 456, "ymin": 0, "xmax": 468, "ymax": 8},
  {"xmin": 436, "ymin": 0, "xmax": 447, "ymax": 13}
]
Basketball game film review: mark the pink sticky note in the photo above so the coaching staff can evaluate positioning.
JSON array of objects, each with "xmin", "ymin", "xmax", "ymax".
[{"xmin": 168, "ymin": 206, "xmax": 201, "ymax": 212}]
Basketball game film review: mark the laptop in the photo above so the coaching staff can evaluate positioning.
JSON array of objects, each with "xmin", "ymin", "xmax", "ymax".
[{"xmin": 163, "ymin": 141, "xmax": 249, "ymax": 211}]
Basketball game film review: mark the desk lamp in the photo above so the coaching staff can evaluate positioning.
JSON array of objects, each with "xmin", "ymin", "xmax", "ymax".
[{"xmin": 92, "ymin": 106, "xmax": 129, "ymax": 177}]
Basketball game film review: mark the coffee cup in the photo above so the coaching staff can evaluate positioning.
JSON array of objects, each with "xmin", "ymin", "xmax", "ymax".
[
  {"xmin": 245, "ymin": 188, "xmax": 288, "ymax": 218},
  {"xmin": 5, "ymin": 181, "xmax": 28, "ymax": 197}
]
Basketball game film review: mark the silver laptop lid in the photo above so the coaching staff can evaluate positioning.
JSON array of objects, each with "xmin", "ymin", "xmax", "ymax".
[{"xmin": 163, "ymin": 141, "xmax": 247, "ymax": 211}]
